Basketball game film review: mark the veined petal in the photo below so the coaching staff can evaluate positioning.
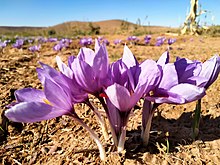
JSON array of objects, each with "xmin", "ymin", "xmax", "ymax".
[
  {"xmin": 5, "ymin": 102, "xmax": 68, "ymax": 123},
  {"xmin": 122, "ymin": 45, "xmax": 138, "ymax": 68},
  {"xmin": 68, "ymin": 56, "xmax": 76, "ymax": 68},
  {"xmin": 37, "ymin": 62, "xmax": 65, "ymax": 86},
  {"xmin": 77, "ymin": 47, "xmax": 95, "ymax": 66},
  {"xmin": 56, "ymin": 56, "xmax": 73, "ymax": 79},
  {"xmin": 44, "ymin": 78, "xmax": 72, "ymax": 110},
  {"xmin": 93, "ymin": 44, "xmax": 109, "ymax": 79},
  {"xmin": 158, "ymin": 63, "xmax": 178, "ymax": 89},
  {"xmin": 71, "ymin": 58, "xmax": 97, "ymax": 93},
  {"xmin": 137, "ymin": 59, "xmax": 161, "ymax": 92},
  {"xmin": 199, "ymin": 55, "xmax": 220, "ymax": 88},
  {"xmin": 145, "ymin": 90, "xmax": 185, "ymax": 104},
  {"xmin": 105, "ymin": 83, "xmax": 135, "ymax": 111},
  {"xmin": 157, "ymin": 51, "xmax": 169, "ymax": 68},
  {"xmin": 110, "ymin": 59, "xmax": 129, "ymax": 86},
  {"xmin": 169, "ymin": 83, "xmax": 206, "ymax": 103},
  {"xmin": 15, "ymin": 88, "xmax": 45, "ymax": 102}
]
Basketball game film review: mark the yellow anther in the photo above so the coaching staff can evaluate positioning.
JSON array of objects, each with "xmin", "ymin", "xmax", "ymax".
[{"xmin": 43, "ymin": 98, "xmax": 52, "ymax": 105}]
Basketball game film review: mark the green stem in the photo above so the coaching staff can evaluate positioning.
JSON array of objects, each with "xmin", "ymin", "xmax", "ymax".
[{"xmin": 192, "ymin": 99, "xmax": 201, "ymax": 139}]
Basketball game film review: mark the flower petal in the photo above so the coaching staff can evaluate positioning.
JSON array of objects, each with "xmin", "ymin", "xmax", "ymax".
[
  {"xmin": 157, "ymin": 51, "xmax": 169, "ymax": 68},
  {"xmin": 122, "ymin": 45, "xmax": 138, "ymax": 68},
  {"xmin": 77, "ymin": 47, "xmax": 95, "ymax": 66},
  {"xmin": 105, "ymin": 83, "xmax": 136, "ymax": 111},
  {"xmin": 56, "ymin": 56, "xmax": 73, "ymax": 79},
  {"xmin": 158, "ymin": 63, "xmax": 178, "ymax": 89},
  {"xmin": 199, "ymin": 55, "xmax": 220, "ymax": 88},
  {"xmin": 5, "ymin": 102, "xmax": 68, "ymax": 123},
  {"xmin": 93, "ymin": 44, "xmax": 109, "ymax": 79},
  {"xmin": 15, "ymin": 88, "xmax": 45, "ymax": 102},
  {"xmin": 44, "ymin": 78, "xmax": 72, "ymax": 110},
  {"xmin": 169, "ymin": 83, "xmax": 206, "ymax": 102}
]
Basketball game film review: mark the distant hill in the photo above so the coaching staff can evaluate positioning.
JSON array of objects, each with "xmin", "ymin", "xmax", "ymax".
[{"xmin": 0, "ymin": 19, "xmax": 176, "ymax": 37}]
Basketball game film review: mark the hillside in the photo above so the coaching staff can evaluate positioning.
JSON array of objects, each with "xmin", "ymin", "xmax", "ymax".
[{"xmin": 0, "ymin": 19, "xmax": 176, "ymax": 37}]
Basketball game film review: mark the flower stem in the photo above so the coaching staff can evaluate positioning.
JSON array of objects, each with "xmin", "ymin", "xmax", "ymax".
[
  {"xmin": 85, "ymin": 99, "xmax": 109, "ymax": 141},
  {"xmin": 68, "ymin": 113, "xmax": 106, "ymax": 161},
  {"xmin": 141, "ymin": 111, "xmax": 154, "ymax": 146},
  {"xmin": 117, "ymin": 126, "xmax": 127, "ymax": 153},
  {"xmin": 192, "ymin": 98, "xmax": 201, "ymax": 140},
  {"xmin": 141, "ymin": 99, "xmax": 160, "ymax": 146},
  {"xmin": 98, "ymin": 97, "xmax": 118, "ymax": 147}
]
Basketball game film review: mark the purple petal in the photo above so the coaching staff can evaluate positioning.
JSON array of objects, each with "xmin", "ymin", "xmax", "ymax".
[
  {"xmin": 169, "ymin": 83, "xmax": 206, "ymax": 102},
  {"xmin": 122, "ymin": 45, "xmax": 138, "ymax": 68},
  {"xmin": 93, "ymin": 44, "xmax": 109, "ymax": 79},
  {"xmin": 71, "ymin": 59, "xmax": 97, "ymax": 93},
  {"xmin": 105, "ymin": 83, "xmax": 141, "ymax": 112},
  {"xmin": 44, "ymin": 78, "xmax": 72, "ymax": 110},
  {"xmin": 145, "ymin": 90, "xmax": 185, "ymax": 104},
  {"xmin": 106, "ymin": 99, "xmax": 121, "ymax": 135},
  {"xmin": 15, "ymin": 88, "xmax": 45, "ymax": 102},
  {"xmin": 5, "ymin": 102, "xmax": 68, "ymax": 123},
  {"xmin": 199, "ymin": 55, "xmax": 220, "ymax": 88},
  {"xmin": 56, "ymin": 56, "xmax": 73, "ymax": 79},
  {"xmin": 157, "ymin": 51, "xmax": 169, "ymax": 68},
  {"xmin": 158, "ymin": 63, "xmax": 178, "ymax": 89},
  {"xmin": 77, "ymin": 48, "xmax": 95, "ymax": 66},
  {"xmin": 137, "ymin": 59, "xmax": 161, "ymax": 92}
]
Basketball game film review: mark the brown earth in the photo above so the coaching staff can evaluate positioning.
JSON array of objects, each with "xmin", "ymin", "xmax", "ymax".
[{"xmin": 0, "ymin": 34, "xmax": 220, "ymax": 164}]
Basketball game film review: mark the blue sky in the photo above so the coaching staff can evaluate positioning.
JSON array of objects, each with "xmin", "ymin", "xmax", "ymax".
[{"xmin": 0, "ymin": 0, "xmax": 219, "ymax": 27}]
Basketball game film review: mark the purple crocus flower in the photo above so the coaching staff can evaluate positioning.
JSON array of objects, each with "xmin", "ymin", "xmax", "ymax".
[
  {"xmin": 70, "ymin": 39, "xmax": 110, "ymax": 95},
  {"xmin": 167, "ymin": 38, "xmax": 176, "ymax": 45},
  {"xmin": 144, "ymin": 35, "xmax": 151, "ymax": 44},
  {"xmin": 155, "ymin": 36, "xmax": 166, "ymax": 46},
  {"xmin": 113, "ymin": 39, "xmax": 122, "ymax": 45},
  {"xmin": 12, "ymin": 39, "xmax": 24, "ymax": 49},
  {"xmin": 146, "ymin": 52, "xmax": 206, "ymax": 104},
  {"xmin": 38, "ymin": 37, "xmax": 47, "ymax": 43},
  {"xmin": 0, "ymin": 42, "xmax": 7, "ymax": 48},
  {"xmin": 47, "ymin": 37, "xmax": 58, "ymax": 42},
  {"xmin": 141, "ymin": 52, "xmax": 207, "ymax": 145},
  {"xmin": 103, "ymin": 45, "xmax": 161, "ymax": 152},
  {"xmin": 28, "ymin": 45, "xmax": 41, "ymax": 52},
  {"xmin": 5, "ymin": 78, "xmax": 74, "ymax": 123},
  {"xmin": 53, "ymin": 43, "xmax": 65, "ymax": 51},
  {"xmin": 79, "ymin": 37, "xmax": 93, "ymax": 46}
]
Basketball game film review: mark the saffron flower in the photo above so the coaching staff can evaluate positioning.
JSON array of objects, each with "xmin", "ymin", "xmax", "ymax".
[
  {"xmin": 144, "ymin": 35, "xmax": 151, "ymax": 44},
  {"xmin": 113, "ymin": 39, "xmax": 122, "ymax": 45},
  {"xmin": 142, "ymin": 52, "xmax": 207, "ymax": 145},
  {"xmin": 47, "ymin": 37, "xmax": 58, "ymax": 42},
  {"xmin": 5, "ymin": 61, "xmax": 106, "ymax": 161},
  {"xmin": 155, "ymin": 36, "xmax": 166, "ymax": 46},
  {"xmin": 70, "ymin": 39, "xmax": 110, "ymax": 95},
  {"xmin": 104, "ymin": 45, "xmax": 161, "ymax": 152},
  {"xmin": 167, "ymin": 38, "xmax": 176, "ymax": 45},
  {"xmin": 28, "ymin": 45, "xmax": 41, "ymax": 52},
  {"xmin": 12, "ymin": 39, "xmax": 24, "ymax": 49},
  {"xmin": 79, "ymin": 37, "xmax": 93, "ymax": 46}
]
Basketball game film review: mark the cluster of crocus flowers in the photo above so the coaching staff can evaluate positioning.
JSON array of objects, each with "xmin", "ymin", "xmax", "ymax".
[
  {"xmin": 12, "ymin": 39, "xmax": 24, "ymax": 49},
  {"xmin": 79, "ymin": 37, "xmax": 93, "ymax": 46},
  {"xmin": 28, "ymin": 45, "xmax": 41, "ymax": 53},
  {"xmin": 5, "ymin": 39, "xmax": 220, "ymax": 161}
]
